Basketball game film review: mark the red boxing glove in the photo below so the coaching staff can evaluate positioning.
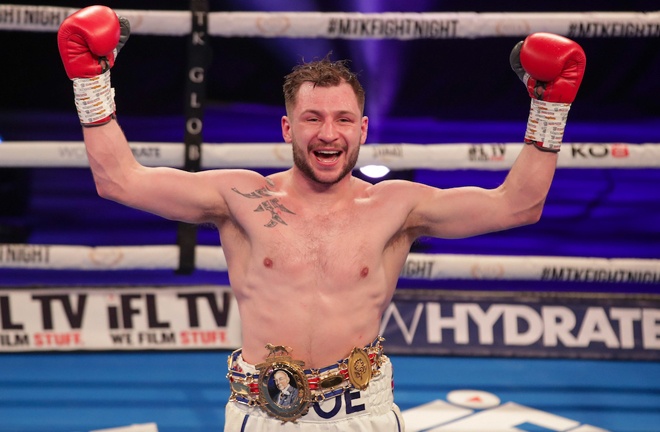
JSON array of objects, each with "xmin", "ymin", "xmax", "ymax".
[
  {"xmin": 58, "ymin": 6, "xmax": 130, "ymax": 126},
  {"xmin": 510, "ymin": 33, "xmax": 586, "ymax": 152},
  {"xmin": 57, "ymin": 5, "xmax": 119, "ymax": 79}
]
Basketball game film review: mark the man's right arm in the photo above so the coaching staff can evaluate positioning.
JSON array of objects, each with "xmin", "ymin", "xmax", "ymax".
[
  {"xmin": 58, "ymin": 6, "xmax": 234, "ymax": 224},
  {"xmin": 83, "ymin": 121, "xmax": 234, "ymax": 224}
]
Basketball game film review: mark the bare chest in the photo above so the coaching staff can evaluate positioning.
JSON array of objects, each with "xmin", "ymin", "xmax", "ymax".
[
  {"xmin": 253, "ymin": 208, "xmax": 376, "ymax": 277},
  {"xmin": 221, "ymin": 185, "xmax": 412, "ymax": 287}
]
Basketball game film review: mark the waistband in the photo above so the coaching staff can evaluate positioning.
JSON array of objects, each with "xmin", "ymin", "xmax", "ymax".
[{"xmin": 227, "ymin": 336, "xmax": 385, "ymax": 421}]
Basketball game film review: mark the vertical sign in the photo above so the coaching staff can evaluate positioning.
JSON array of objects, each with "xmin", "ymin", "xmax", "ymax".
[{"xmin": 177, "ymin": 0, "xmax": 210, "ymax": 274}]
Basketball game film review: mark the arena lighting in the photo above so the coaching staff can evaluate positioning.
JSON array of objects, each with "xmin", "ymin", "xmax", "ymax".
[{"xmin": 360, "ymin": 164, "xmax": 391, "ymax": 178}]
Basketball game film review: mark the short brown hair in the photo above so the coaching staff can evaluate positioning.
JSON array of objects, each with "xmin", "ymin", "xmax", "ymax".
[{"xmin": 283, "ymin": 56, "xmax": 365, "ymax": 114}]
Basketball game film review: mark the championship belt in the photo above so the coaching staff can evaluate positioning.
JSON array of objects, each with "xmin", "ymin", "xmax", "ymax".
[
  {"xmin": 254, "ymin": 344, "xmax": 312, "ymax": 423},
  {"xmin": 227, "ymin": 337, "xmax": 385, "ymax": 423}
]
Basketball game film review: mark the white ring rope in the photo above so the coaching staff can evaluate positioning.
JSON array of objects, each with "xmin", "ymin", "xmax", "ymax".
[
  {"xmin": 2, "ymin": 141, "xmax": 660, "ymax": 169},
  {"xmin": 1, "ymin": 244, "xmax": 658, "ymax": 283},
  {"xmin": 0, "ymin": 5, "xmax": 659, "ymax": 38}
]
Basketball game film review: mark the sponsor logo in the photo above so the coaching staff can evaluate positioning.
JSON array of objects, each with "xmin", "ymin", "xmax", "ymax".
[
  {"xmin": 256, "ymin": 15, "xmax": 291, "ymax": 36},
  {"xmin": 494, "ymin": 19, "xmax": 531, "ymax": 36},
  {"xmin": 570, "ymin": 143, "xmax": 630, "ymax": 159},
  {"xmin": 470, "ymin": 262, "xmax": 505, "ymax": 279},
  {"xmin": 130, "ymin": 146, "xmax": 163, "ymax": 159},
  {"xmin": 0, "ymin": 5, "xmax": 69, "ymax": 29},
  {"xmin": 371, "ymin": 144, "xmax": 404, "ymax": 162},
  {"xmin": 89, "ymin": 248, "xmax": 124, "ymax": 268},
  {"xmin": 541, "ymin": 266, "xmax": 660, "ymax": 284},
  {"xmin": 0, "ymin": 287, "xmax": 240, "ymax": 351},
  {"xmin": 381, "ymin": 299, "xmax": 660, "ymax": 358},
  {"xmin": 568, "ymin": 21, "xmax": 660, "ymax": 38},
  {"xmin": 468, "ymin": 144, "xmax": 506, "ymax": 162},
  {"xmin": 0, "ymin": 244, "xmax": 51, "ymax": 265},
  {"xmin": 326, "ymin": 17, "xmax": 458, "ymax": 39}
]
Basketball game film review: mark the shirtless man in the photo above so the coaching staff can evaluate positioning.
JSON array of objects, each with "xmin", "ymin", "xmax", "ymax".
[{"xmin": 58, "ymin": 6, "xmax": 585, "ymax": 431}]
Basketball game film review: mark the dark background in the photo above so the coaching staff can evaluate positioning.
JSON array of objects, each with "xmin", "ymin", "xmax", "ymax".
[{"xmin": 0, "ymin": 1, "xmax": 659, "ymax": 293}]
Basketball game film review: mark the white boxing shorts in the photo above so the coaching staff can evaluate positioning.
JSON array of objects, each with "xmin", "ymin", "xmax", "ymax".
[{"xmin": 224, "ymin": 353, "xmax": 404, "ymax": 431}]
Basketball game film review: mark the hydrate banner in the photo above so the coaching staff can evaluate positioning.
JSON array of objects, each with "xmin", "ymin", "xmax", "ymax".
[
  {"xmin": 0, "ymin": 286, "xmax": 241, "ymax": 351},
  {"xmin": 380, "ymin": 289, "xmax": 660, "ymax": 360}
]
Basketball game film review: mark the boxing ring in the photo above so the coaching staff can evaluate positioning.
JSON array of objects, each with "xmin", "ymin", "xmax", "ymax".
[{"xmin": 1, "ymin": 3, "xmax": 660, "ymax": 432}]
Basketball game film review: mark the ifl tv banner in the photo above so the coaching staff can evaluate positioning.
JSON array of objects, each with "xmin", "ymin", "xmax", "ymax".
[{"xmin": 0, "ymin": 286, "xmax": 241, "ymax": 351}]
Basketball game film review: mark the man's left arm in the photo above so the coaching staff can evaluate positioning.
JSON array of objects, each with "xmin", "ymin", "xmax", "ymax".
[
  {"xmin": 501, "ymin": 32, "xmax": 587, "ymax": 225},
  {"xmin": 406, "ymin": 33, "xmax": 586, "ymax": 239}
]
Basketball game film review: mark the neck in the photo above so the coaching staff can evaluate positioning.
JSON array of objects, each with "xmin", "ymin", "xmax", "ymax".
[{"xmin": 287, "ymin": 167, "xmax": 355, "ymax": 204}]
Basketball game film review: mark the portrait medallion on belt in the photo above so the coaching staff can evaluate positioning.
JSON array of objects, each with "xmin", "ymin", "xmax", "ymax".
[{"xmin": 255, "ymin": 344, "xmax": 312, "ymax": 423}]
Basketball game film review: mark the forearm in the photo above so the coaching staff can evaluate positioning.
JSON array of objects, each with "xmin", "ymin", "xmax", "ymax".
[
  {"xmin": 502, "ymin": 144, "xmax": 558, "ymax": 224},
  {"xmin": 83, "ymin": 120, "xmax": 141, "ymax": 203}
]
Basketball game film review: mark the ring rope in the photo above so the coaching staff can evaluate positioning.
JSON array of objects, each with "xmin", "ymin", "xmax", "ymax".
[
  {"xmin": 1, "ymin": 5, "xmax": 659, "ymax": 38},
  {"xmin": 0, "ymin": 244, "xmax": 658, "ymax": 283},
  {"xmin": 1, "ymin": 141, "xmax": 659, "ymax": 169}
]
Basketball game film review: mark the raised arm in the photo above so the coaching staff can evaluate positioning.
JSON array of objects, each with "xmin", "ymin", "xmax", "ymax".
[
  {"xmin": 57, "ymin": 6, "xmax": 233, "ymax": 224},
  {"xmin": 408, "ymin": 33, "xmax": 586, "ymax": 239}
]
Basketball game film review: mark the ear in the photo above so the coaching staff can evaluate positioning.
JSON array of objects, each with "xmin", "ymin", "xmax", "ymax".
[
  {"xmin": 360, "ymin": 116, "xmax": 369, "ymax": 145},
  {"xmin": 281, "ymin": 115, "xmax": 292, "ymax": 143}
]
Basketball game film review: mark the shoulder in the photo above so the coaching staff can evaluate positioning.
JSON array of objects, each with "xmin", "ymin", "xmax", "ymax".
[
  {"xmin": 199, "ymin": 169, "xmax": 274, "ymax": 196},
  {"xmin": 364, "ymin": 179, "xmax": 442, "ymax": 201}
]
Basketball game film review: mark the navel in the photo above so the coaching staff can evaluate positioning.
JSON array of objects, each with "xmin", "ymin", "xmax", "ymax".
[
  {"xmin": 263, "ymin": 257, "xmax": 273, "ymax": 268},
  {"xmin": 360, "ymin": 266, "xmax": 369, "ymax": 278}
]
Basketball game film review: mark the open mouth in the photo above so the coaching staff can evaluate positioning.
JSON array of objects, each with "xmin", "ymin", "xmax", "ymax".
[{"xmin": 313, "ymin": 150, "xmax": 341, "ymax": 163}]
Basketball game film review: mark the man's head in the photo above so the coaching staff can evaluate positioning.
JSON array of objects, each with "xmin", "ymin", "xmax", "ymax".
[
  {"xmin": 274, "ymin": 370, "xmax": 291, "ymax": 390},
  {"xmin": 283, "ymin": 56, "xmax": 365, "ymax": 116},
  {"xmin": 281, "ymin": 56, "xmax": 369, "ymax": 186}
]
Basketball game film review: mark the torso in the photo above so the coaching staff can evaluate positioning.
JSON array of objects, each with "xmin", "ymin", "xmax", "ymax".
[{"xmin": 214, "ymin": 170, "xmax": 417, "ymax": 368}]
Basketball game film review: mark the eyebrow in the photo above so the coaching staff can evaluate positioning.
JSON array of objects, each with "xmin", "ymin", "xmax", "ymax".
[{"xmin": 300, "ymin": 109, "xmax": 358, "ymax": 117}]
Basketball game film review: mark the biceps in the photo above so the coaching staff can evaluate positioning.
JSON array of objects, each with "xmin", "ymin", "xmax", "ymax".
[
  {"xmin": 119, "ymin": 167, "xmax": 227, "ymax": 224},
  {"xmin": 411, "ymin": 186, "xmax": 508, "ymax": 239}
]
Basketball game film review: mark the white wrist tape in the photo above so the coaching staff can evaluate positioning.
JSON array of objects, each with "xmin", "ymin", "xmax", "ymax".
[
  {"xmin": 72, "ymin": 70, "xmax": 116, "ymax": 125},
  {"xmin": 524, "ymin": 98, "xmax": 571, "ymax": 152}
]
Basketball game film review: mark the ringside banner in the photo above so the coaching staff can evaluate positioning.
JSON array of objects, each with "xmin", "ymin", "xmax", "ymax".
[
  {"xmin": 381, "ymin": 289, "xmax": 660, "ymax": 360},
  {"xmin": 0, "ymin": 286, "xmax": 241, "ymax": 352},
  {"xmin": 2, "ymin": 285, "xmax": 659, "ymax": 360}
]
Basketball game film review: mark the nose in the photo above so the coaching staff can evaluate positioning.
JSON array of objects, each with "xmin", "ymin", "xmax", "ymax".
[{"xmin": 318, "ymin": 119, "xmax": 338, "ymax": 143}]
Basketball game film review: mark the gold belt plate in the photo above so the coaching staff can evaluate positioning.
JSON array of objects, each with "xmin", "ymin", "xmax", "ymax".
[{"xmin": 347, "ymin": 347, "xmax": 372, "ymax": 390}]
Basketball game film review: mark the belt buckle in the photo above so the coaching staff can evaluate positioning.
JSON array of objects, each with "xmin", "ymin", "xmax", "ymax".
[
  {"xmin": 347, "ymin": 347, "xmax": 372, "ymax": 390},
  {"xmin": 254, "ymin": 344, "xmax": 312, "ymax": 423}
]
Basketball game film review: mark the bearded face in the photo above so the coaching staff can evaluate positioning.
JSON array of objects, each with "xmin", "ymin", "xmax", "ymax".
[{"xmin": 282, "ymin": 82, "xmax": 368, "ymax": 187}]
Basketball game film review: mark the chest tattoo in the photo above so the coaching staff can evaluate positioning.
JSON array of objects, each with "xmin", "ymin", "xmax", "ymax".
[
  {"xmin": 231, "ymin": 186, "xmax": 272, "ymax": 199},
  {"xmin": 232, "ymin": 185, "xmax": 296, "ymax": 228}
]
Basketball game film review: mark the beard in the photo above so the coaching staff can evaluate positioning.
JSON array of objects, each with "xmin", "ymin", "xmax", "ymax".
[{"xmin": 292, "ymin": 140, "xmax": 361, "ymax": 185}]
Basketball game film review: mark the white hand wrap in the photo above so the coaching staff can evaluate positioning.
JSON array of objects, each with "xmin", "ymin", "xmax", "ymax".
[
  {"xmin": 524, "ymin": 98, "xmax": 571, "ymax": 152},
  {"xmin": 72, "ymin": 70, "xmax": 116, "ymax": 126}
]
